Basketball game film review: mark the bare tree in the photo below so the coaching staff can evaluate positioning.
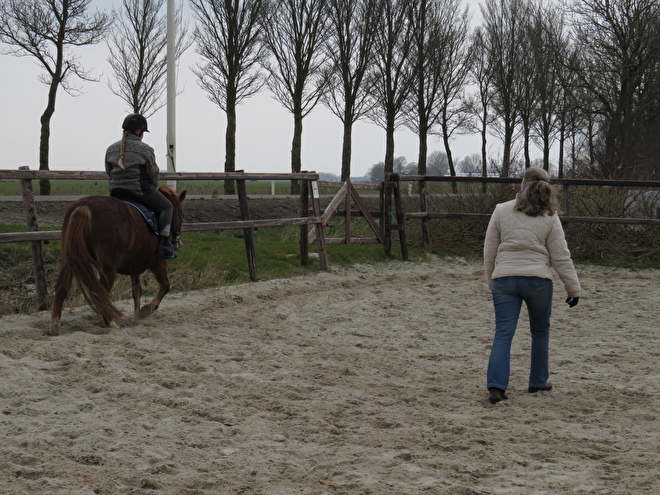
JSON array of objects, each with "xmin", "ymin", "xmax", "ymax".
[
  {"xmin": 515, "ymin": 17, "xmax": 537, "ymax": 170},
  {"xmin": 368, "ymin": 0, "xmax": 416, "ymax": 175},
  {"xmin": 407, "ymin": 0, "xmax": 470, "ymax": 192},
  {"xmin": 0, "ymin": 0, "xmax": 110, "ymax": 194},
  {"xmin": 407, "ymin": 0, "xmax": 441, "ymax": 177},
  {"xmin": 480, "ymin": 0, "xmax": 531, "ymax": 177},
  {"xmin": 324, "ymin": 0, "xmax": 380, "ymax": 181},
  {"xmin": 107, "ymin": 0, "xmax": 190, "ymax": 117},
  {"xmin": 554, "ymin": 40, "xmax": 578, "ymax": 177},
  {"xmin": 457, "ymin": 153, "xmax": 482, "ymax": 175},
  {"xmin": 367, "ymin": 161, "xmax": 385, "ymax": 182},
  {"xmin": 431, "ymin": 0, "xmax": 472, "ymax": 185},
  {"xmin": 191, "ymin": 0, "xmax": 269, "ymax": 194},
  {"xmin": 427, "ymin": 150, "xmax": 449, "ymax": 176},
  {"xmin": 557, "ymin": 46, "xmax": 598, "ymax": 177},
  {"xmin": 393, "ymin": 155, "xmax": 409, "ymax": 174},
  {"xmin": 466, "ymin": 27, "xmax": 496, "ymax": 183},
  {"xmin": 261, "ymin": 0, "xmax": 330, "ymax": 193},
  {"xmin": 528, "ymin": 3, "xmax": 566, "ymax": 172},
  {"xmin": 568, "ymin": 0, "xmax": 660, "ymax": 178}
]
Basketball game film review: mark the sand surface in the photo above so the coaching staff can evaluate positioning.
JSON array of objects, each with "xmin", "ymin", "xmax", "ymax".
[{"xmin": 0, "ymin": 258, "xmax": 658, "ymax": 494}]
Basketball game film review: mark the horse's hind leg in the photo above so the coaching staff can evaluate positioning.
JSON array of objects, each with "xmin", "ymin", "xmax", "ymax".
[
  {"xmin": 139, "ymin": 265, "xmax": 170, "ymax": 319},
  {"xmin": 99, "ymin": 264, "xmax": 119, "ymax": 328},
  {"xmin": 48, "ymin": 263, "xmax": 73, "ymax": 336},
  {"xmin": 131, "ymin": 274, "xmax": 142, "ymax": 320}
]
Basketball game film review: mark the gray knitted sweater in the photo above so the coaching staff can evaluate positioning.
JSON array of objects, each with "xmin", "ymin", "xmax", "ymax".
[{"xmin": 105, "ymin": 133, "xmax": 159, "ymax": 197}]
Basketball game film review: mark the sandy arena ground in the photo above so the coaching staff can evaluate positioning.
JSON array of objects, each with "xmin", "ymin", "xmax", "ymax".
[{"xmin": 0, "ymin": 258, "xmax": 658, "ymax": 494}]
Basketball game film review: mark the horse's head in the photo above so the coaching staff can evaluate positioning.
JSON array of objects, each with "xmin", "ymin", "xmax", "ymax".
[{"xmin": 158, "ymin": 185, "xmax": 187, "ymax": 249}]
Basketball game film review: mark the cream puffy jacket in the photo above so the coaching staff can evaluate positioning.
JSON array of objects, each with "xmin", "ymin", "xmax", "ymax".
[{"xmin": 484, "ymin": 199, "xmax": 581, "ymax": 297}]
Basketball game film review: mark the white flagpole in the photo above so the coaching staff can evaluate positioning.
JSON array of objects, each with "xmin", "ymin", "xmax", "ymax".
[{"xmin": 166, "ymin": 0, "xmax": 177, "ymax": 189}]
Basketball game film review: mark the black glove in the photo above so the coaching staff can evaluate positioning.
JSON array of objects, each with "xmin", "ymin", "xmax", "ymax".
[{"xmin": 565, "ymin": 297, "xmax": 579, "ymax": 308}]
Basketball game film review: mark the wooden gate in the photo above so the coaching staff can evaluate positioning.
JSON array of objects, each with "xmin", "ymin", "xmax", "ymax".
[{"xmin": 307, "ymin": 174, "xmax": 408, "ymax": 260}]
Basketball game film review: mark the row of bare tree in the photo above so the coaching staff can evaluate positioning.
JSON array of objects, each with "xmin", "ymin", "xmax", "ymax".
[{"xmin": 1, "ymin": 0, "xmax": 659, "ymax": 196}]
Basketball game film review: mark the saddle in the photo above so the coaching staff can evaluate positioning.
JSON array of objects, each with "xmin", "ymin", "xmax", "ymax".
[
  {"xmin": 123, "ymin": 200, "xmax": 160, "ymax": 235},
  {"xmin": 110, "ymin": 191, "xmax": 175, "ymax": 259}
]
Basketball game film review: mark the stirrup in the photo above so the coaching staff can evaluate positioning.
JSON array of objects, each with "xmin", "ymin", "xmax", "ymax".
[{"xmin": 158, "ymin": 240, "xmax": 176, "ymax": 260}]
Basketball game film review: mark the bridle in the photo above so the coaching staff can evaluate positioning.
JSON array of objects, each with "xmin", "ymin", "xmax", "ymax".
[{"xmin": 171, "ymin": 203, "xmax": 183, "ymax": 246}]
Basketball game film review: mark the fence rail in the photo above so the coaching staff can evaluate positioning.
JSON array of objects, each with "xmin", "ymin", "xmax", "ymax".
[
  {"xmin": 2, "ymin": 169, "xmax": 659, "ymax": 311},
  {"xmin": 399, "ymin": 174, "xmax": 660, "ymax": 188},
  {"xmin": 0, "ymin": 168, "xmax": 330, "ymax": 310}
]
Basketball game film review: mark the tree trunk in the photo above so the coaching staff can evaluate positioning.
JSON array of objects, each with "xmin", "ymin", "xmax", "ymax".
[
  {"xmin": 38, "ymin": 79, "xmax": 59, "ymax": 196},
  {"xmin": 442, "ymin": 120, "xmax": 458, "ymax": 194},
  {"xmin": 417, "ymin": 121, "xmax": 428, "ymax": 176},
  {"xmin": 523, "ymin": 120, "xmax": 531, "ymax": 169},
  {"xmin": 502, "ymin": 120, "xmax": 515, "ymax": 177},
  {"xmin": 542, "ymin": 132, "xmax": 550, "ymax": 172},
  {"xmin": 384, "ymin": 110, "xmax": 395, "ymax": 175},
  {"xmin": 603, "ymin": 120, "xmax": 619, "ymax": 178},
  {"xmin": 224, "ymin": 92, "xmax": 237, "ymax": 195},
  {"xmin": 481, "ymin": 108, "xmax": 488, "ymax": 193},
  {"xmin": 587, "ymin": 113, "xmax": 595, "ymax": 169},
  {"xmin": 290, "ymin": 110, "xmax": 303, "ymax": 194},
  {"xmin": 558, "ymin": 118, "xmax": 565, "ymax": 178},
  {"xmin": 341, "ymin": 115, "xmax": 353, "ymax": 182}
]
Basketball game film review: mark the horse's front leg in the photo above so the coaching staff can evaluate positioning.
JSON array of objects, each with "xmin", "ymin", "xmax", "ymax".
[
  {"xmin": 139, "ymin": 263, "xmax": 170, "ymax": 319},
  {"xmin": 131, "ymin": 274, "xmax": 142, "ymax": 320}
]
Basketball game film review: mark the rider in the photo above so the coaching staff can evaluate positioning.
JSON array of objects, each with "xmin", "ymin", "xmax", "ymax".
[{"xmin": 105, "ymin": 113, "xmax": 175, "ymax": 259}]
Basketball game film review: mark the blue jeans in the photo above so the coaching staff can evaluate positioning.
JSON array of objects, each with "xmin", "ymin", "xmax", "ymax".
[{"xmin": 487, "ymin": 276, "xmax": 553, "ymax": 391}]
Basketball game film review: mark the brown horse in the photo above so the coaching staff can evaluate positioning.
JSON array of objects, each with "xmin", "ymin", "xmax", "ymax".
[{"xmin": 48, "ymin": 186, "xmax": 186, "ymax": 335}]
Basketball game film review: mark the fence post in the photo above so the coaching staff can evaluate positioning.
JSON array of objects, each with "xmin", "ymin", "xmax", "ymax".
[
  {"xmin": 19, "ymin": 166, "xmax": 48, "ymax": 311},
  {"xmin": 344, "ymin": 181, "xmax": 352, "ymax": 243},
  {"xmin": 383, "ymin": 173, "xmax": 408, "ymax": 260},
  {"xmin": 236, "ymin": 171, "xmax": 258, "ymax": 281},
  {"xmin": 418, "ymin": 177, "xmax": 430, "ymax": 250},
  {"xmin": 300, "ymin": 175, "xmax": 310, "ymax": 266},
  {"xmin": 392, "ymin": 174, "xmax": 409, "ymax": 260},
  {"xmin": 310, "ymin": 179, "xmax": 329, "ymax": 270},
  {"xmin": 383, "ymin": 175, "xmax": 393, "ymax": 256}
]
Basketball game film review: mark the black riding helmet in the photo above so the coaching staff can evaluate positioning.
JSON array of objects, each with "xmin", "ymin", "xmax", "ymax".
[{"xmin": 122, "ymin": 113, "xmax": 149, "ymax": 133}]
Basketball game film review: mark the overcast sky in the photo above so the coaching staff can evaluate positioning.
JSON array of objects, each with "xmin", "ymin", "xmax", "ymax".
[{"xmin": 0, "ymin": 0, "xmax": 488, "ymax": 178}]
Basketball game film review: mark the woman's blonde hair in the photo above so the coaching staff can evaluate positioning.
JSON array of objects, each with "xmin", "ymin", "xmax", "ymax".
[
  {"xmin": 117, "ymin": 130, "xmax": 130, "ymax": 170},
  {"xmin": 514, "ymin": 167, "xmax": 561, "ymax": 216}
]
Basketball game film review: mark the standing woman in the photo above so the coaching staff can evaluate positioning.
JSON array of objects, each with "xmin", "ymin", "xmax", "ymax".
[
  {"xmin": 105, "ymin": 114, "xmax": 175, "ymax": 259},
  {"xmin": 484, "ymin": 167, "xmax": 580, "ymax": 404}
]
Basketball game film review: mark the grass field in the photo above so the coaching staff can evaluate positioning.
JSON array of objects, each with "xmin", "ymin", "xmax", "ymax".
[
  {"xmin": 0, "ymin": 209, "xmax": 418, "ymax": 315},
  {"xmin": 2, "ymin": 178, "xmax": 657, "ymax": 315}
]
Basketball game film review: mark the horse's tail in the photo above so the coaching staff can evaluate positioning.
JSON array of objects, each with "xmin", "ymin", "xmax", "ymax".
[{"xmin": 62, "ymin": 205, "xmax": 122, "ymax": 321}]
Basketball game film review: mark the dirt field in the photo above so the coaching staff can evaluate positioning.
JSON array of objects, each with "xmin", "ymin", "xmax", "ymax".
[{"xmin": 0, "ymin": 258, "xmax": 657, "ymax": 494}]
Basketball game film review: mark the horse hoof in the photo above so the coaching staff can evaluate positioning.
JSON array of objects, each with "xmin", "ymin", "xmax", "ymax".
[
  {"xmin": 45, "ymin": 322, "xmax": 60, "ymax": 336},
  {"xmin": 139, "ymin": 305, "xmax": 154, "ymax": 319},
  {"xmin": 106, "ymin": 321, "xmax": 119, "ymax": 329}
]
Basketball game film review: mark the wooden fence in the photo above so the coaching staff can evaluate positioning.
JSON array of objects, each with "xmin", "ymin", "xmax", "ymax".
[
  {"xmin": 2, "ymin": 168, "xmax": 658, "ymax": 310},
  {"xmin": 399, "ymin": 175, "xmax": 660, "ymax": 250},
  {"xmin": 310, "ymin": 174, "xmax": 408, "ymax": 259},
  {"xmin": 0, "ymin": 168, "xmax": 331, "ymax": 310}
]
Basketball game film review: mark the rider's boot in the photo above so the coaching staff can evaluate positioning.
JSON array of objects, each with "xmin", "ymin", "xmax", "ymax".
[{"xmin": 158, "ymin": 235, "xmax": 175, "ymax": 259}]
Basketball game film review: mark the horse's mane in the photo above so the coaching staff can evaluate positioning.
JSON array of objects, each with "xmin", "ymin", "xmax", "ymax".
[{"xmin": 158, "ymin": 184, "xmax": 176, "ymax": 197}]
